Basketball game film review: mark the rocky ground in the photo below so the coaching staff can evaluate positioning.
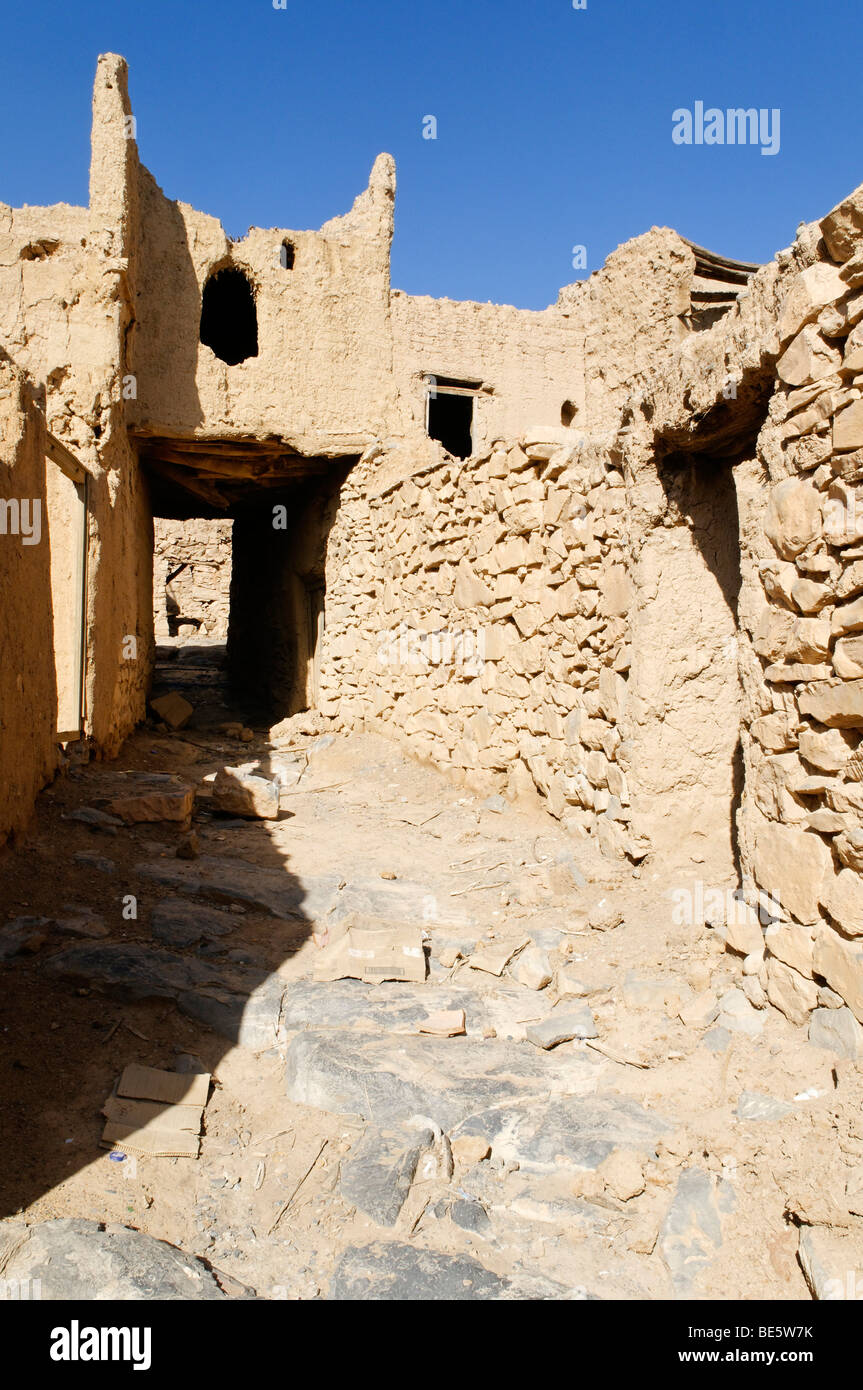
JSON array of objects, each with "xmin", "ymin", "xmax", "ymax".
[{"xmin": 0, "ymin": 643, "xmax": 861, "ymax": 1300}]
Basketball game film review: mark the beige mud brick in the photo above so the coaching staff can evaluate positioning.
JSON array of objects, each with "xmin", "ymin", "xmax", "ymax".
[
  {"xmin": 765, "ymin": 955, "xmax": 818, "ymax": 1025},
  {"xmin": 776, "ymin": 326, "xmax": 841, "ymax": 386},
  {"xmin": 764, "ymin": 478, "xmax": 822, "ymax": 558},
  {"xmin": 750, "ymin": 821, "xmax": 832, "ymax": 925},
  {"xmin": 799, "ymin": 679, "xmax": 863, "ymax": 727},
  {"xmin": 820, "ymin": 867, "xmax": 863, "ymax": 937},
  {"xmin": 777, "ymin": 263, "xmax": 847, "ymax": 343},
  {"xmin": 150, "ymin": 692, "xmax": 194, "ymax": 730},
  {"xmin": 764, "ymin": 922, "xmax": 815, "ymax": 978},
  {"xmin": 833, "ymin": 636, "xmax": 863, "ymax": 679},
  {"xmin": 110, "ymin": 778, "xmax": 195, "ymax": 825},
  {"xmin": 724, "ymin": 907, "xmax": 764, "ymax": 958},
  {"xmin": 832, "ymin": 596, "xmax": 863, "ymax": 635},
  {"xmin": 813, "ymin": 928, "xmax": 863, "ymax": 1023},
  {"xmin": 834, "ymin": 397, "xmax": 863, "ymax": 451},
  {"xmin": 211, "ymin": 766, "xmax": 280, "ymax": 819},
  {"xmin": 821, "ymin": 182, "xmax": 863, "ymax": 263}
]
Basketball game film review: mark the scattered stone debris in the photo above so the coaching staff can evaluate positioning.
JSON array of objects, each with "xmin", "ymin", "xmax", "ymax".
[
  {"xmin": 0, "ymin": 1219, "xmax": 250, "ymax": 1300},
  {"xmin": 211, "ymin": 766, "xmax": 280, "ymax": 820},
  {"xmin": 149, "ymin": 693, "xmax": 194, "ymax": 731}
]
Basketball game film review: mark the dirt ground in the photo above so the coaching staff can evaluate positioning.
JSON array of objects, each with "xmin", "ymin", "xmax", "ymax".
[{"xmin": 0, "ymin": 644, "xmax": 859, "ymax": 1300}]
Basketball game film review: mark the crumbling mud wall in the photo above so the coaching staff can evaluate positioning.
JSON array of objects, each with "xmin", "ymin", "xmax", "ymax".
[
  {"xmin": 558, "ymin": 228, "xmax": 697, "ymax": 434},
  {"xmin": 625, "ymin": 456, "xmax": 745, "ymax": 880},
  {"xmin": 128, "ymin": 154, "xmax": 398, "ymax": 455},
  {"xmin": 153, "ymin": 518, "xmax": 232, "ymax": 639},
  {"xmin": 308, "ymin": 178, "xmax": 863, "ymax": 1038},
  {"xmin": 391, "ymin": 294, "xmax": 583, "ymax": 451},
  {"xmin": 0, "ymin": 55, "xmax": 153, "ymax": 764},
  {"xmin": 0, "ymin": 356, "xmax": 59, "ymax": 845}
]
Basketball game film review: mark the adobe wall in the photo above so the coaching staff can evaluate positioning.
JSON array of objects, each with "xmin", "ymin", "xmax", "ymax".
[
  {"xmin": 0, "ymin": 52, "xmax": 153, "ymax": 800},
  {"xmin": 390, "ymin": 294, "xmax": 583, "ymax": 450},
  {"xmin": 128, "ymin": 155, "xmax": 398, "ymax": 456},
  {"xmin": 599, "ymin": 190, "xmax": 863, "ymax": 1029},
  {"xmin": 0, "ymin": 355, "xmax": 60, "ymax": 846}
]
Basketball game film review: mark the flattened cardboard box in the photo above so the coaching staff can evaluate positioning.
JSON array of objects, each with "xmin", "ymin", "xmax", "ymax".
[
  {"xmin": 101, "ymin": 1065, "xmax": 210, "ymax": 1158},
  {"xmin": 314, "ymin": 923, "xmax": 426, "ymax": 984},
  {"xmin": 118, "ymin": 1064, "xmax": 210, "ymax": 1107}
]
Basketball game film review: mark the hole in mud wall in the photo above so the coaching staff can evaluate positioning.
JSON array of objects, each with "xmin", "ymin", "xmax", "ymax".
[
  {"xmin": 227, "ymin": 469, "xmax": 350, "ymax": 721},
  {"xmin": 629, "ymin": 455, "xmax": 745, "ymax": 878},
  {"xmin": 427, "ymin": 391, "xmax": 473, "ymax": 460},
  {"xmin": 200, "ymin": 267, "xmax": 259, "ymax": 365},
  {"xmin": 279, "ymin": 240, "xmax": 295, "ymax": 270},
  {"xmin": 561, "ymin": 399, "xmax": 577, "ymax": 427}
]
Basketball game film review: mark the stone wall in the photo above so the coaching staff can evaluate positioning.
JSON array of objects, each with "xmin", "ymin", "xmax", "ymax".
[
  {"xmin": 308, "ymin": 182, "xmax": 863, "ymax": 1039},
  {"xmin": 618, "ymin": 189, "xmax": 863, "ymax": 1031},
  {"xmin": 317, "ymin": 428, "xmax": 636, "ymax": 856},
  {"xmin": 154, "ymin": 518, "xmax": 232, "ymax": 639}
]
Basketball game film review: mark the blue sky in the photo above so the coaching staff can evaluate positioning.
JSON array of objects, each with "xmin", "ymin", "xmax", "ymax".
[{"xmin": 1, "ymin": 0, "xmax": 861, "ymax": 309}]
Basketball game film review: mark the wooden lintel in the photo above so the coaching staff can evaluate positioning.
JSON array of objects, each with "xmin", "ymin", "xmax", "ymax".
[{"xmin": 146, "ymin": 457, "xmax": 229, "ymax": 510}]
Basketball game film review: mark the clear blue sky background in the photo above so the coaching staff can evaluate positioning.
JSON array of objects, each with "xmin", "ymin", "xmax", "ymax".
[{"xmin": 1, "ymin": 0, "xmax": 861, "ymax": 309}]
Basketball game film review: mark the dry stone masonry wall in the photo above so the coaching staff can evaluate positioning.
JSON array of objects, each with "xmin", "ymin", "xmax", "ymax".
[
  {"xmin": 318, "ymin": 428, "xmax": 637, "ymax": 859},
  {"xmin": 153, "ymin": 518, "xmax": 232, "ymax": 640}
]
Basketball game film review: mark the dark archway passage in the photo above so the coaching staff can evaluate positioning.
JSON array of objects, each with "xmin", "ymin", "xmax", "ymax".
[
  {"xmin": 141, "ymin": 442, "xmax": 356, "ymax": 726},
  {"xmin": 227, "ymin": 473, "xmax": 349, "ymax": 720}
]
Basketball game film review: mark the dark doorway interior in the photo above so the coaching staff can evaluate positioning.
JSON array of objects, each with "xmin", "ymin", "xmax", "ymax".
[
  {"xmin": 143, "ymin": 444, "xmax": 355, "ymax": 726},
  {"xmin": 227, "ymin": 472, "xmax": 349, "ymax": 720}
]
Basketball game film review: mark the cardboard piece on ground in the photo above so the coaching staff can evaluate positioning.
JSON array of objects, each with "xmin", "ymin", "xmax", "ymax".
[
  {"xmin": 102, "ymin": 1065, "xmax": 210, "ymax": 1158},
  {"xmin": 314, "ymin": 921, "xmax": 426, "ymax": 984},
  {"xmin": 468, "ymin": 937, "xmax": 530, "ymax": 977},
  {"xmin": 103, "ymin": 1096, "xmax": 203, "ymax": 1131},
  {"xmin": 101, "ymin": 1121, "xmax": 200, "ymax": 1159},
  {"xmin": 117, "ymin": 1064, "xmax": 210, "ymax": 1107}
]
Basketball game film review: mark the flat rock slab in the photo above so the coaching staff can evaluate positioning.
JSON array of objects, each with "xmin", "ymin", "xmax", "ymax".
[
  {"xmin": 151, "ymin": 897, "xmax": 236, "ymax": 948},
  {"xmin": 327, "ymin": 1242, "xmax": 513, "ymax": 1301},
  {"xmin": 285, "ymin": 1028, "xmax": 602, "ymax": 1131},
  {"xmin": 809, "ymin": 1005, "xmax": 863, "ymax": 1059},
  {"xmin": 328, "ymin": 878, "xmax": 474, "ymax": 930},
  {"xmin": 46, "ymin": 942, "xmax": 283, "ymax": 1051},
  {"xmin": 138, "ymin": 855, "xmax": 474, "ymax": 933},
  {"xmin": 525, "ymin": 1006, "xmax": 598, "ymax": 1049},
  {"xmin": 340, "ymin": 1123, "xmax": 435, "ymax": 1226},
  {"xmin": 0, "ymin": 917, "xmax": 51, "ymax": 959},
  {"xmin": 282, "ymin": 978, "xmax": 491, "ymax": 1035},
  {"xmin": 0, "ymin": 1218, "xmax": 251, "ymax": 1299},
  {"xmin": 108, "ymin": 774, "xmax": 195, "ymax": 825},
  {"xmin": 64, "ymin": 807, "xmax": 123, "ymax": 831},
  {"xmin": 452, "ymin": 1095, "xmax": 670, "ymax": 1176},
  {"xmin": 659, "ymin": 1168, "xmax": 725, "ymax": 1298},
  {"xmin": 137, "ymin": 856, "xmax": 340, "ymax": 921}
]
